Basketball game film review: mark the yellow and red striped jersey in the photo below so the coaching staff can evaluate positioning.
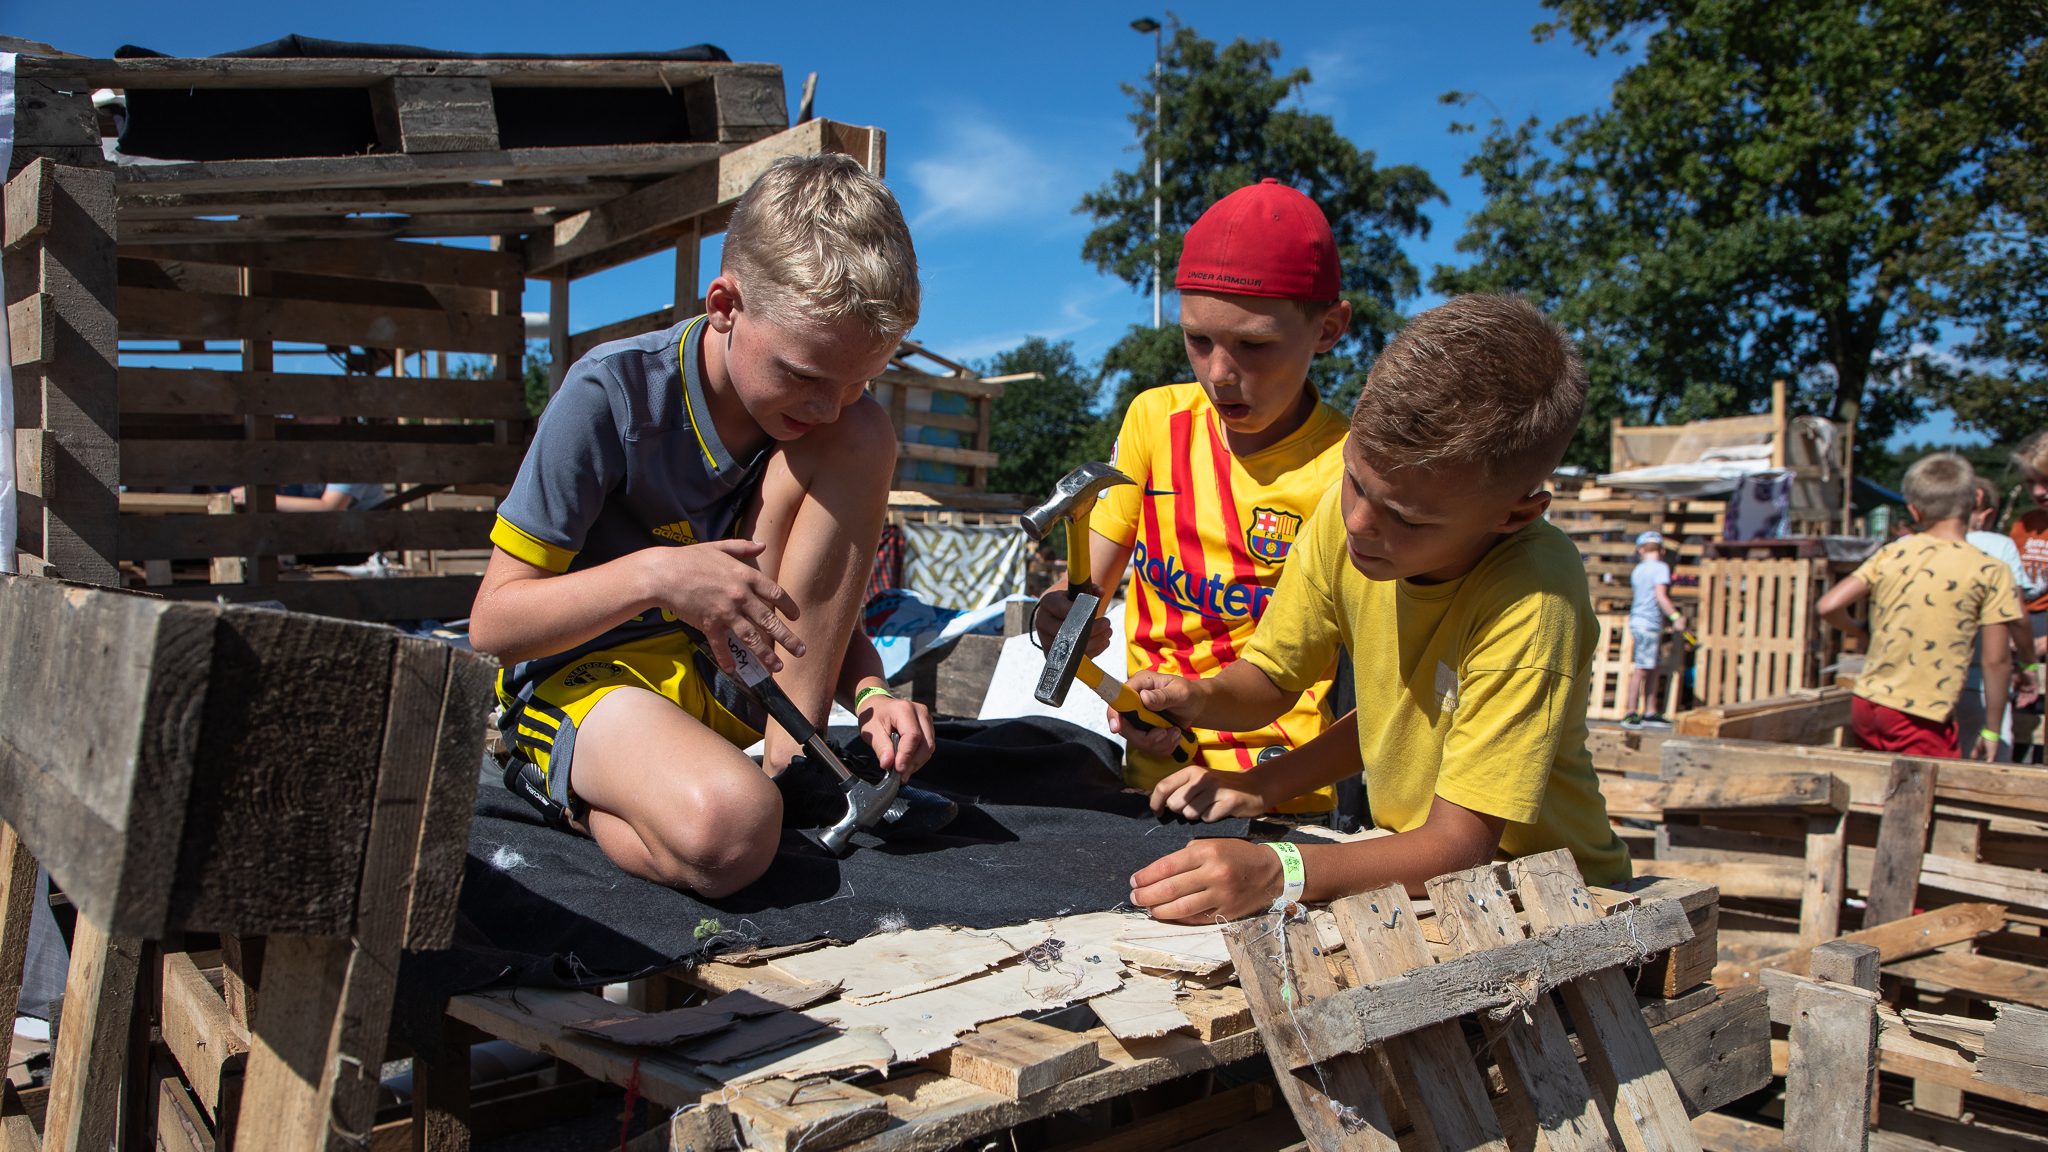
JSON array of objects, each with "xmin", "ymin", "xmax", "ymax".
[{"xmin": 1095, "ymin": 382, "xmax": 1349, "ymax": 811}]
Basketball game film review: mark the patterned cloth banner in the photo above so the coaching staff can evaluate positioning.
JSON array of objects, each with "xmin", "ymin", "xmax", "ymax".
[{"xmin": 902, "ymin": 522, "xmax": 1027, "ymax": 612}]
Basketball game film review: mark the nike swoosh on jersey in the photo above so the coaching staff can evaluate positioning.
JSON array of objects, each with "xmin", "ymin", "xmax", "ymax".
[{"xmin": 1143, "ymin": 487, "xmax": 1180, "ymax": 496}]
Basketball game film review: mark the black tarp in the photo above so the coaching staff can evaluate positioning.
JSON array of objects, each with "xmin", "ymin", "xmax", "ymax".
[
  {"xmin": 114, "ymin": 37, "xmax": 735, "ymax": 161},
  {"xmin": 393, "ymin": 718, "xmax": 1290, "ymax": 1059}
]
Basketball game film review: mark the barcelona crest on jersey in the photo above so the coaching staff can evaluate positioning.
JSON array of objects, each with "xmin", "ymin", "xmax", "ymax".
[{"xmin": 1247, "ymin": 506, "xmax": 1303, "ymax": 563}]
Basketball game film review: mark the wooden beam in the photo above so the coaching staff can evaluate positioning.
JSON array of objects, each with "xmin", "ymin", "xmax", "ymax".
[
  {"xmin": 924, "ymin": 1019, "xmax": 1098, "ymax": 1099},
  {"xmin": 24, "ymin": 55, "xmax": 783, "ymax": 91},
  {"xmin": 406, "ymin": 647, "xmax": 498, "ymax": 950},
  {"xmin": 118, "ymin": 285, "xmax": 522, "ymax": 354},
  {"xmin": 118, "ymin": 212, "xmax": 552, "ymax": 245},
  {"xmin": 1783, "ymin": 982, "xmax": 1877, "ymax": 1152},
  {"xmin": 160, "ymin": 951, "xmax": 249, "ymax": 1123},
  {"xmin": 1801, "ymin": 812, "xmax": 1848, "ymax": 948},
  {"xmin": 112, "ymin": 142, "xmax": 731, "ymax": 197},
  {"xmin": 117, "ymin": 179, "xmax": 640, "ymax": 221},
  {"xmin": 118, "ymin": 508, "xmax": 493, "ymax": 561},
  {"xmin": 1675, "ymin": 690, "xmax": 1851, "ymax": 743},
  {"xmin": 899, "ymin": 441, "xmax": 1000, "ymax": 470},
  {"xmin": 121, "ymin": 440, "xmax": 523, "ymax": 487},
  {"xmin": 567, "ymin": 305, "xmax": 681, "ymax": 363},
  {"xmin": 1716, "ymin": 902, "xmax": 2007, "ymax": 986},
  {"xmin": 148, "ymin": 574, "xmax": 485, "ymax": 622},
  {"xmin": 1865, "ymin": 759, "xmax": 1938, "ymax": 926},
  {"xmin": 3, "ymin": 158, "xmax": 55, "ymax": 252},
  {"xmin": 1884, "ymin": 951, "xmax": 2048, "ymax": 1010},
  {"xmin": 371, "ymin": 76, "xmax": 499, "ymax": 153},
  {"xmin": 120, "ymin": 367, "xmax": 528, "ymax": 419},
  {"xmin": 1657, "ymin": 772, "xmax": 1849, "ymax": 814},
  {"xmin": 42, "ymin": 918, "xmax": 140, "ymax": 1152},
  {"xmin": 115, "ymin": 238, "xmax": 521, "ymax": 289}
]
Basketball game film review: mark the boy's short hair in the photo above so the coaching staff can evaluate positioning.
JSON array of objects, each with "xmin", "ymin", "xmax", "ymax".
[
  {"xmin": 1902, "ymin": 453, "xmax": 1977, "ymax": 522},
  {"xmin": 1973, "ymin": 476, "xmax": 2002, "ymax": 516},
  {"xmin": 2015, "ymin": 429, "xmax": 2048, "ymax": 476},
  {"xmin": 722, "ymin": 153, "xmax": 920, "ymax": 340},
  {"xmin": 1348, "ymin": 294, "xmax": 1586, "ymax": 489}
]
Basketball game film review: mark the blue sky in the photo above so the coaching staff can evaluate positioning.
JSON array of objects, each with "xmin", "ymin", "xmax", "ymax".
[{"xmin": 17, "ymin": 0, "xmax": 1969, "ymax": 445}]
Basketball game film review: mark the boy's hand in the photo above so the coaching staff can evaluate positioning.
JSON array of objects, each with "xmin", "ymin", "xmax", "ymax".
[
  {"xmin": 1106, "ymin": 707, "xmax": 1186, "ymax": 758},
  {"xmin": 1969, "ymin": 730, "xmax": 2001, "ymax": 762},
  {"xmin": 1126, "ymin": 670, "xmax": 1200, "ymax": 726},
  {"xmin": 642, "ymin": 540, "xmax": 805, "ymax": 674},
  {"xmin": 1149, "ymin": 766, "xmax": 1268, "ymax": 822},
  {"xmin": 1130, "ymin": 839, "xmax": 1283, "ymax": 923},
  {"xmin": 1034, "ymin": 589, "xmax": 1115, "ymax": 657},
  {"xmin": 858, "ymin": 693, "xmax": 935, "ymax": 777}
]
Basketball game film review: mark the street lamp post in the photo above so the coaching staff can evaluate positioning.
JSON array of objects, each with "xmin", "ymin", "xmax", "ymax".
[{"xmin": 1132, "ymin": 18, "xmax": 1163, "ymax": 328}]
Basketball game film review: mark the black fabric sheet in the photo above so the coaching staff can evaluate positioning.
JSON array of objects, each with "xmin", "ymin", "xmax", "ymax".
[
  {"xmin": 114, "ymin": 37, "xmax": 734, "ymax": 161},
  {"xmin": 394, "ymin": 718, "xmax": 1257, "ymax": 1059}
]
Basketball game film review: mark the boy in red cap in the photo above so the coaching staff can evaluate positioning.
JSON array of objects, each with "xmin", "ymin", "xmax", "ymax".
[{"xmin": 1035, "ymin": 178, "xmax": 1353, "ymax": 815}]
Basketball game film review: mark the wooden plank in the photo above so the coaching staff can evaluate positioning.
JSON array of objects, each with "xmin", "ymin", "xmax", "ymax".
[
  {"xmin": 1615, "ymin": 877, "xmax": 1722, "ymax": 998},
  {"xmin": 117, "ymin": 179, "xmax": 638, "ymax": 221},
  {"xmin": 411, "ymin": 1016, "xmax": 476, "ymax": 1152},
  {"xmin": 0, "ymin": 825, "xmax": 40, "ymax": 1037},
  {"xmin": 118, "ymin": 212, "xmax": 554, "ymax": 245},
  {"xmin": 1884, "ymin": 952, "xmax": 2048, "ymax": 1009},
  {"xmin": 116, "ymin": 238, "xmax": 520, "ymax": 290},
  {"xmin": 405, "ymin": 647, "xmax": 496, "ymax": 950},
  {"xmin": 232, "ymin": 934, "xmax": 356, "ymax": 1149},
  {"xmin": 118, "ymin": 508, "xmax": 494, "ymax": 561},
  {"xmin": 1330, "ymin": 887, "xmax": 1512, "ymax": 1152},
  {"xmin": 22, "ymin": 163, "xmax": 121, "ymax": 585},
  {"xmin": 1981, "ymin": 1002, "xmax": 2048, "ymax": 1094},
  {"xmin": 933, "ymin": 1019, "xmax": 1099, "ymax": 1099},
  {"xmin": 1677, "ymin": 690, "xmax": 1849, "ymax": 743},
  {"xmin": 0, "ymin": 577, "xmax": 215, "ymax": 938},
  {"xmin": 161, "ymin": 951, "xmax": 250, "ymax": 1121},
  {"xmin": 1420, "ymin": 868, "xmax": 1604, "ymax": 1152},
  {"xmin": 42, "ymin": 917, "xmax": 140, "ymax": 1152},
  {"xmin": 531, "ymin": 119, "xmax": 876, "ymax": 276},
  {"xmin": 1864, "ymin": 760, "xmax": 1937, "ymax": 926},
  {"xmin": 3, "ymin": 158, "xmax": 54, "ymax": 252},
  {"xmin": 110, "ymin": 143, "xmax": 730, "ymax": 197},
  {"xmin": 120, "ymin": 367, "xmax": 527, "ymax": 419},
  {"xmin": 1633, "ymin": 861, "xmax": 1802, "ymax": 901},
  {"xmin": 149, "ymin": 575, "xmax": 485, "ymax": 623},
  {"xmin": 728, "ymin": 1079, "xmax": 889, "ymax": 1152},
  {"xmin": 371, "ymin": 76, "xmax": 500, "ymax": 153},
  {"xmin": 873, "ymin": 367, "xmax": 1006, "ymax": 400},
  {"xmin": 24, "ymin": 55, "xmax": 783, "ymax": 90},
  {"xmin": 1783, "ymin": 984, "xmax": 1877, "ymax": 1152},
  {"xmin": 1048, "ymin": 1080, "xmax": 1274, "ymax": 1152},
  {"xmin": 566, "ymin": 306, "xmax": 678, "ymax": 363},
  {"xmin": 1223, "ymin": 913, "xmax": 1399, "ymax": 1152},
  {"xmin": 122, "ymin": 440, "xmax": 522, "ymax": 487},
  {"xmin": 1647, "ymin": 984, "xmax": 1772, "ymax": 1116},
  {"xmin": 1656, "ymin": 772, "xmax": 1848, "ymax": 814},
  {"xmin": 157, "ymin": 1060, "xmax": 218, "ymax": 1152},
  {"xmin": 1715, "ymin": 902, "xmax": 2006, "ymax": 986},
  {"xmin": 1287, "ymin": 896, "xmax": 1694, "ymax": 1065},
  {"xmin": 1800, "ymin": 812, "xmax": 1847, "ymax": 948},
  {"xmin": 899, "ymin": 441, "xmax": 1000, "ymax": 470},
  {"xmin": 119, "ymin": 285, "xmax": 520, "ymax": 354},
  {"xmin": 1178, "ymin": 987, "xmax": 1254, "ymax": 1041},
  {"xmin": 1690, "ymin": 1112, "xmax": 1783, "ymax": 1152},
  {"xmin": 1510, "ymin": 851, "xmax": 1703, "ymax": 1152}
]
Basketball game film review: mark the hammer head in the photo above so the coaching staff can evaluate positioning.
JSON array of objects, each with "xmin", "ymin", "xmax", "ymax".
[
  {"xmin": 1019, "ymin": 462, "xmax": 1135, "ymax": 541},
  {"xmin": 811, "ymin": 770, "xmax": 906, "ymax": 857}
]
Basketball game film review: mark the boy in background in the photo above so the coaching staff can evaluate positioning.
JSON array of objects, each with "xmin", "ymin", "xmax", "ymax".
[
  {"xmin": 470, "ymin": 156, "xmax": 938, "ymax": 896},
  {"xmin": 1120, "ymin": 295, "xmax": 1629, "ymax": 921},
  {"xmin": 2009, "ymin": 433, "xmax": 2048, "ymax": 761},
  {"xmin": 1818, "ymin": 454, "xmax": 2024, "ymax": 760},
  {"xmin": 1034, "ymin": 180, "xmax": 1352, "ymax": 816},
  {"xmin": 1622, "ymin": 530, "xmax": 1682, "ymax": 729}
]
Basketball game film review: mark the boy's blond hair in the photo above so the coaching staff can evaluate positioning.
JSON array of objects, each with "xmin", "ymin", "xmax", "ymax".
[
  {"xmin": 1348, "ymin": 294, "xmax": 1585, "ymax": 490},
  {"xmin": 722, "ymin": 154, "xmax": 920, "ymax": 340},
  {"xmin": 2014, "ymin": 429, "xmax": 2048, "ymax": 476},
  {"xmin": 1903, "ymin": 453, "xmax": 1977, "ymax": 523}
]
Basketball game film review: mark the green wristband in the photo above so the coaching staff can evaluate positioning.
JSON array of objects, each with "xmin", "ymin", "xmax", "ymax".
[
  {"xmin": 1266, "ymin": 842, "xmax": 1305, "ymax": 911},
  {"xmin": 1982, "ymin": 727, "xmax": 2002, "ymax": 745},
  {"xmin": 854, "ymin": 685, "xmax": 894, "ymax": 713}
]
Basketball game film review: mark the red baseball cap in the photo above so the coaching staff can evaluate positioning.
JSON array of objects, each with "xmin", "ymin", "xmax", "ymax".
[{"xmin": 1175, "ymin": 178, "xmax": 1341, "ymax": 301}]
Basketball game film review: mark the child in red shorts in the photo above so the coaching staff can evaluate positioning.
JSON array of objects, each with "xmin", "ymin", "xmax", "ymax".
[{"xmin": 1818, "ymin": 453, "xmax": 2026, "ymax": 759}]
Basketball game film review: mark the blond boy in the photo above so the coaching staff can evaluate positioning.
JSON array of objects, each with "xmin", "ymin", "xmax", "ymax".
[
  {"xmin": 1123, "ymin": 295, "xmax": 1629, "ymax": 922},
  {"xmin": 470, "ymin": 155, "xmax": 937, "ymax": 896}
]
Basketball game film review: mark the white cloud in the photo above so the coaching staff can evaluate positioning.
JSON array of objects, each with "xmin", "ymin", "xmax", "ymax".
[
  {"xmin": 934, "ymin": 280, "xmax": 1131, "ymax": 363},
  {"xmin": 907, "ymin": 117, "xmax": 1063, "ymax": 231}
]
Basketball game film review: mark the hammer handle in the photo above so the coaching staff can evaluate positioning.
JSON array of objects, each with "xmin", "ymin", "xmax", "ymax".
[
  {"xmin": 1064, "ymin": 517, "xmax": 1094, "ymax": 589},
  {"xmin": 1074, "ymin": 659, "xmax": 1197, "ymax": 764}
]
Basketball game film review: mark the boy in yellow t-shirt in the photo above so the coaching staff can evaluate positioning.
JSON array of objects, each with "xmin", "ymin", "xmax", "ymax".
[
  {"xmin": 1120, "ymin": 294, "xmax": 1631, "ymax": 922},
  {"xmin": 1034, "ymin": 179, "xmax": 1351, "ymax": 814}
]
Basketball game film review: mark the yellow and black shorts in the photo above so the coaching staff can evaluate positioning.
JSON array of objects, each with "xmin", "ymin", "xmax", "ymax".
[{"xmin": 496, "ymin": 631, "xmax": 766, "ymax": 811}]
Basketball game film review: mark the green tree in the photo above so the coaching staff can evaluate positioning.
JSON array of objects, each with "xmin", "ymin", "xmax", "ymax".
[
  {"xmin": 1078, "ymin": 20, "xmax": 1443, "ymax": 420},
  {"xmin": 1436, "ymin": 0, "xmax": 2039, "ymax": 468},
  {"xmin": 977, "ymin": 337, "xmax": 1101, "ymax": 499}
]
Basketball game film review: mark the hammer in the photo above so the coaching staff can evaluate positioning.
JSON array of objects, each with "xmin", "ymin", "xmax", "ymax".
[
  {"xmin": 723, "ymin": 632, "xmax": 904, "ymax": 856},
  {"xmin": 1021, "ymin": 464, "xmax": 1198, "ymax": 765}
]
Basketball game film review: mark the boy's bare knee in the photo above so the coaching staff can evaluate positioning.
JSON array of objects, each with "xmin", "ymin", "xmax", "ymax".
[{"xmin": 645, "ymin": 777, "xmax": 781, "ymax": 895}]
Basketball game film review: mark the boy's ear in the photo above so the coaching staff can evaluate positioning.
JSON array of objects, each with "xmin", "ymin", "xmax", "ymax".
[
  {"xmin": 704, "ymin": 275, "xmax": 742, "ymax": 333},
  {"xmin": 1492, "ymin": 486, "xmax": 1552, "ymax": 535},
  {"xmin": 1316, "ymin": 299, "xmax": 1354, "ymax": 353}
]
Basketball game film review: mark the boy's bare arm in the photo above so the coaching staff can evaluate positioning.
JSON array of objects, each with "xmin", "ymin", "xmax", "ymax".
[
  {"xmin": 1151, "ymin": 711, "xmax": 1361, "ymax": 820},
  {"xmin": 1816, "ymin": 574, "xmax": 1869, "ymax": 636},
  {"xmin": 469, "ymin": 543, "xmax": 801, "ymax": 671},
  {"xmin": 1975, "ymin": 620, "xmax": 2020, "ymax": 760},
  {"xmin": 1129, "ymin": 658, "xmax": 1301, "ymax": 734},
  {"xmin": 1130, "ymin": 795, "xmax": 1506, "ymax": 923}
]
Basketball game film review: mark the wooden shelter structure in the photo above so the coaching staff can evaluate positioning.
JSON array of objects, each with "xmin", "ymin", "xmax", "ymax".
[{"xmin": 8, "ymin": 46, "xmax": 887, "ymax": 620}]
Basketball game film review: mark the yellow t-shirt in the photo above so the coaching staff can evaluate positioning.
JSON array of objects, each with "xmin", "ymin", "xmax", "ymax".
[
  {"xmin": 1851, "ymin": 536, "xmax": 2023, "ymax": 721},
  {"xmin": 1094, "ymin": 383, "xmax": 1349, "ymax": 811},
  {"xmin": 1242, "ymin": 482, "xmax": 1631, "ymax": 886}
]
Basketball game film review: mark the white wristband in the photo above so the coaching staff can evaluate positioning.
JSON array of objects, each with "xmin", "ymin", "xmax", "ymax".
[{"xmin": 1266, "ymin": 842, "xmax": 1305, "ymax": 912}]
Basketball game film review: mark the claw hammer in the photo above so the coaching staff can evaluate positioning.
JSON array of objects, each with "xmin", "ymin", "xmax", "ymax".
[{"xmin": 1020, "ymin": 463, "xmax": 1198, "ymax": 764}]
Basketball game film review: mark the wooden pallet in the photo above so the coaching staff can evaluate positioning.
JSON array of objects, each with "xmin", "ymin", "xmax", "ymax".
[
  {"xmin": 1693, "ymin": 558, "xmax": 1830, "ymax": 707},
  {"xmin": 1225, "ymin": 849, "xmax": 1704, "ymax": 1152},
  {"xmin": 1587, "ymin": 613, "xmax": 1683, "ymax": 722}
]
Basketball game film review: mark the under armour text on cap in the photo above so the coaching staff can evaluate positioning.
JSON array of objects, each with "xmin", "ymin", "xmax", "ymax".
[{"xmin": 1174, "ymin": 178, "xmax": 1341, "ymax": 301}]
